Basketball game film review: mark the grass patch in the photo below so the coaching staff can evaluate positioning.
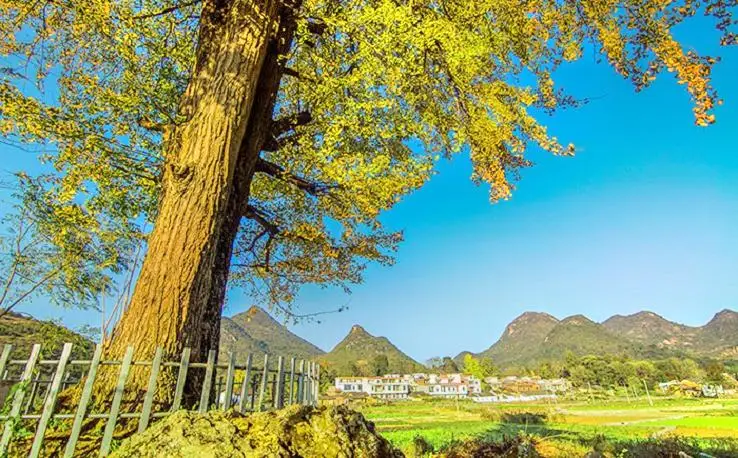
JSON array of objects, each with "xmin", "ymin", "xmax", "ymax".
[{"xmin": 358, "ymin": 396, "xmax": 738, "ymax": 456}]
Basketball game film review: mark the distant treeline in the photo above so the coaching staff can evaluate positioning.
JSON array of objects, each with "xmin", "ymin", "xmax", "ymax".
[{"xmin": 512, "ymin": 352, "xmax": 737, "ymax": 388}]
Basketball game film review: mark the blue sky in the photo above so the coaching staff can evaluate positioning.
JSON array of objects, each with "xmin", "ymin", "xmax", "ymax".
[{"xmin": 5, "ymin": 20, "xmax": 738, "ymax": 363}]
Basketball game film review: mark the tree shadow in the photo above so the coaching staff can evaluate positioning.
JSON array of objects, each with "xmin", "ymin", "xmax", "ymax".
[{"xmin": 456, "ymin": 423, "xmax": 738, "ymax": 458}]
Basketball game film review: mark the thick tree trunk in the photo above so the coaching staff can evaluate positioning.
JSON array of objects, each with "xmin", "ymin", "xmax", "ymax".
[
  {"xmin": 206, "ymin": 2, "xmax": 302, "ymax": 361},
  {"xmin": 102, "ymin": 0, "xmax": 281, "ymax": 402}
]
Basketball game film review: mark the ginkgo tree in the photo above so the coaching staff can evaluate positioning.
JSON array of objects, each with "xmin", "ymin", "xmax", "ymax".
[{"xmin": 0, "ymin": 0, "xmax": 734, "ymax": 398}]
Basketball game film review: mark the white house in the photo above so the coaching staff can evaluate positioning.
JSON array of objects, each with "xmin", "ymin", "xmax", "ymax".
[
  {"xmin": 335, "ymin": 373, "xmax": 483, "ymax": 399},
  {"xmin": 418, "ymin": 373, "xmax": 482, "ymax": 398},
  {"xmin": 334, "ymin": 375, "xmax": 411, "ymax": 400}
]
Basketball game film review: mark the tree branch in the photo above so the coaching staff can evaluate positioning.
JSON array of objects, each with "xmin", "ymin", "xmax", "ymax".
[
  {"xmin": 255, "ymin": 158, "xmax": 336, "ymax": 196},
  {"xmin": 132, "ymin": 0, "xmax": 202, "ymax": 20},
  {"xmin": 242, "ymin": 205, "xmax": 281, "ymax": 272},
  {"xmin": 282, "ymin": 67, "xmax": 316, "ymax": 82},
  {"xmin": 270, "ymin": 111, "xmax": 312, "ymax": 138},
  {"xmin": 0, "ymin": 266, "xmax": 64, "ymax": 320},
  {"xmin": 137, "ymin": 118, "xmax": 168, "ymax": 133},
  {"xmin": 244, "ymin": 205, "xmax": 279, "ymax": 233},
  {"xmin": 306, "ymin": 20, "xmax": 327, "ymax": 36},
  {"xmin": 262, "ymin": 133, "xmax": 298, "ymax": 152}
]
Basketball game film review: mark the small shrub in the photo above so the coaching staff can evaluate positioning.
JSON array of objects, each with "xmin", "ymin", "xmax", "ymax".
[
  {"xmin": 408, "ymin": 435, "xmax": 434, "ymax": 457},
  {"xmin": 479, "ymin": 407, "xmax": 501, "ymax": 421},
  {"xmin": 500, "ymin": 411, "xmax": 547, "ymax": 425},
  {"xmin": 442, "ymin": 433, "xmax": 542, "ymax": 458},
  {"xmin": 606, "ymin": 436, "xmax": 738, "ymax": 458}
]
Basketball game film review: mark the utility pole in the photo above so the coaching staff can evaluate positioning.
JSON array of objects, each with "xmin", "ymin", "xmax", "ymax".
[{"xmin": 642, "ymin": 379, "xmax": 653, "ymax": 406}]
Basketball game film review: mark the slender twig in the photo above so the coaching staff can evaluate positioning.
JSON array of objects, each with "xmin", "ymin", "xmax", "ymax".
[{"xmin": 132, "ymin": 0, "xmax": 203, "ymax": 20}]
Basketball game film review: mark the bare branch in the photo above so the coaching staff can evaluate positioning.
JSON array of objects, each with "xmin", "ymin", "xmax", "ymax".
[
  {"xmin": 282, "ymin": 67, "xmax": 316, "ymax": 82},
  {"xmin": 255, "ymin": 158, "xmax": 337, "ymax": 196},
  {"xmin": 262, "ymin": 133, "xmax": 299, "ymax": 152},
  {"xmin": 270, "ymin": 111, "xmax": 312, "ymax": 138},
  {"xmin": 137, "ymin": 118, "xmax": 168, "ymax": 133},
  {"xmin": 306, "ymin": 20, "xmax": 327, "ymax": 36},
  {"xmin": 240, "ymin": 206, "xmax": 279, "ymax": 272},
  {"xmin": 243, "ymin": 204, "xmax": 279, "ymax": 234},
  {"xmin": 132, "ymin": 0, "xmax": 203, "ymax": 20},
  {"xmin": 245, "ymin": 228, "xmax": 271, "ymax": 254},
  {"xmin": 0, "ymin": 266, "xmax": 63, "ymax": 319}
]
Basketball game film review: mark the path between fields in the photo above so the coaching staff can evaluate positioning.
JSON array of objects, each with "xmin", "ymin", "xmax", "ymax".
[{"xmin": 601, "ymin": 414, "xmax": 687, "ymax": 426}]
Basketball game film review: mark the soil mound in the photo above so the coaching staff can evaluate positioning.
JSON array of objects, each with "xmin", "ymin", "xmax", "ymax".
[{"xmin": 110, "ymin": 405, "xmax": 403, "ymax": 458}]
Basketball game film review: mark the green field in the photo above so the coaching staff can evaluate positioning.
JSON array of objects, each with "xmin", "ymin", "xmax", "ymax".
[{"xmin": 356, "ymin": 397, "xmax": 738, "ymax": 456}]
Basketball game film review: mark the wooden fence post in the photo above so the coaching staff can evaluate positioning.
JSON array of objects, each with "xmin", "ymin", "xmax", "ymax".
[
  {"xmin": 275, "ymin": 356, "xmax": 284, "ymax": 409},
  {"xmin": 288, "ymin": 358, "xmax": 295, "ymax": 405},
  {"xmin": 138, "ymin": 346, "xmax": 163, "ymax": 433},
  {"xmin": 62, "ymin": 371, "xmax": 72, "ymax": 390},
  {"xmin": 100, "ymin": 346, "xmax": 135, "ymax": 457},
  {"xmin": 311, "ymin": 362, "xmax": 317, "ymax": 404},
  {"xmin": 29, "ymin": 343, "xmax": 73, "ymax": 458},
  {"xmin": 0, "ymin": 345, "xmax": 11, "ymax": 379},
  {"xmin": 0, "ymin": 343, "xmax": 41, "ymax": 453},
  {"xmin": 303, "ymin": 362, "xmax": 309, "ymax": 405},
  {"xmin": 296, "ymin": 360, "xmax": 304, "ymax": 405},
  {"xmin": 308, "ymin": 362, "xmax": 315, "ymax": 405},
  {"xmin": 238, "ymin": 354, "xmax": 252, "ymax": 414},
  {"xmin": 23, "ymin": 376, "xmax": 40, "ymax": 415},
  {"xmin": 257, "ymin": 354, "xmax": 269, "ymax": 412},
  {"xmin": 199, "ymin": 349, "xmax": 217, "ymax": 414},
  {"xmin": 215, "ymin": 376, "xmax": 223, "ymax": 408},
  {"xmin": 270, "ymin": 373, "xmax": 276, "ymax": 408},
  {"xmin": 223, "ymin": 352, "xmax": 236, "ymax": 410},
  {"xmin": 250, "ymin": 376, "xmax": 258, "ymax": 411},
  {"xmin": 64, "ymin": 344, "xmax": 103, "ymax": 458},
  {"xmin": 314, "ymin": 364, "xmax": 320, "ymax": 404},
  {"xmin": 171, "ymin": 347, "xmax": 191, "ymax": 412}
]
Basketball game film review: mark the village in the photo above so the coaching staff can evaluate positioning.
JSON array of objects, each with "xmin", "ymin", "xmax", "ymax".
[
  {"xmin": 332, "ymin": 373, "xmax": 571, "ymax": 402},
  {"xmin": 331, "ymin": 372, "xmax": 729, "ymax": 404}
]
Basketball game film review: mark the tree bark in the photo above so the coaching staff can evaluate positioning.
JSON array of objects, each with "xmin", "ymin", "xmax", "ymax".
[
  {"xmin": 206, "ymin": 0, "xmax": 303, "ymax": 363},
  {"xmin": 101, "ymin": 0, "xmax": 282, "ymax": 403}
]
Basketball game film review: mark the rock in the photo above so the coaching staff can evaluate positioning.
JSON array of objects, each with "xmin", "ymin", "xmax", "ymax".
[{"xmin": 110, "ymin": 405, "xmax": 403, "ymax": 458}]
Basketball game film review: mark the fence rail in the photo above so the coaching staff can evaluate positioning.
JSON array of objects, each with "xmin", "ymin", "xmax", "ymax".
[{"xmin": 0, "ymin": 343, "xmax": 320, "ymax": 457}]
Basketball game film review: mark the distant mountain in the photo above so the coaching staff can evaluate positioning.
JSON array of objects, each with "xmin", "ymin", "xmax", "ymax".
[
  {"xmin": 5, "ymin": 305, "xmax": 737, "ymax": 376},
  {"xmin": 219, "ymin": 306, "xmax": 324, "ymax": 363},
  {"xmin": 219, "ymin": 316, "xmax": 269, "ymax": 359},
  {"xmin": 602, "ymin": 311, "xmax": 699, "ymax": 350},
  {"xmin": 463, "ymin": 312, "xmax": 559, "ymax": 367},
  {"xmin": 0, "ymin": 312, "xmax": 94, "ymax": 360},
  {"xmin": 696, "ymin": 309, "xmax": 738, "ymax": 357},
  {"xmin": 536, "ymin": 315, "xmax": 632, "ymax": 361},
  {"xmin": 318, "ymin": 325, "xmax": 424, "ymax": 375},
  {"xmin": 459, "ymin": 309, "xmax": 738, "ymax": 370}
]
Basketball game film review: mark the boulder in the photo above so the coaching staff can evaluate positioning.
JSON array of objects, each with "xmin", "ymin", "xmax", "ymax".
[{"xmin": 110, "ymin": 405, "xmax": 403, "ymax": 458}]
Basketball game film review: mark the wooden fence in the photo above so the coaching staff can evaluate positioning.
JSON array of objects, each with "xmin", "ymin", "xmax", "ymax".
[{"xmin": 0, "ymin": 343, "xmax": 320, "ymax": 457}]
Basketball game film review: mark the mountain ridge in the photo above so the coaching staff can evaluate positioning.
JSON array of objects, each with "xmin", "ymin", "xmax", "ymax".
[
  {"xmin": 2, "ymin": 306, "xmax": 736, "ymax": 375},
  {"xmin": 219, "ymin": 306, "xmax": 325, "ymax": 363},
  {"xmin": 317, "ymin": 323, "xmax": 424, "ymax": 375},
  {"xmin": 457, "ymin": 308, "xmax": 738, "ymax": 370}
]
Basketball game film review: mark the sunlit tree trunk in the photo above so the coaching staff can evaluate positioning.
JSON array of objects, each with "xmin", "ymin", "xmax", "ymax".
[
  {"xmin": 102, "ymin": 0, "xmax": 282, "ymax": 401},
  {"xmin": 206, "ymin": 2, "xmax": 302, "ymax": 364}
]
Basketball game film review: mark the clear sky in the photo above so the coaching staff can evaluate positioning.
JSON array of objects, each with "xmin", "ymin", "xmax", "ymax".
[{"xmin": 5, "ymin": 20, "xmax": 738, "ymax": 364}]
